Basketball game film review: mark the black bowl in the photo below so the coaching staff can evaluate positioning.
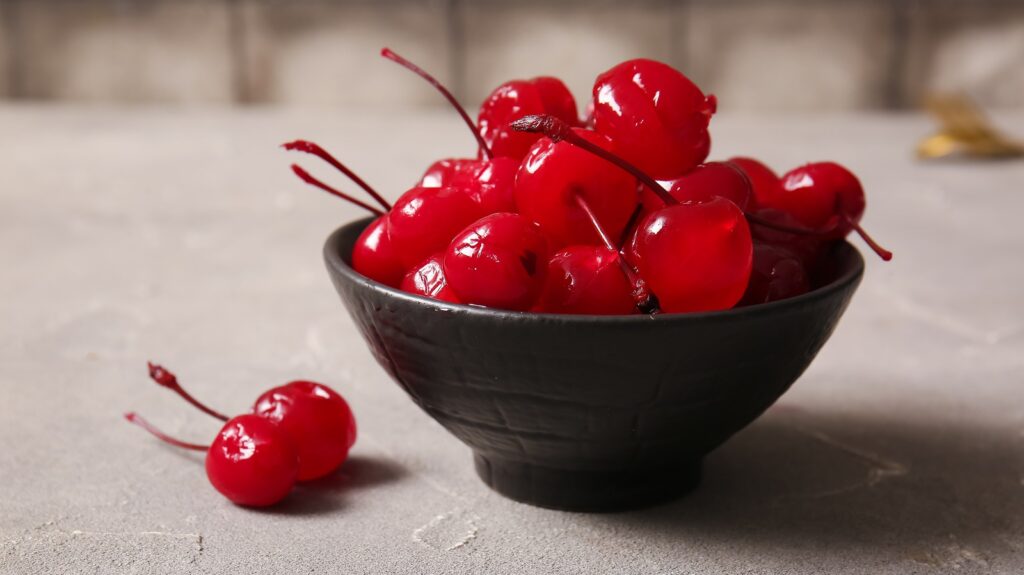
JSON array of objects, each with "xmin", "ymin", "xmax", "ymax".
[{"xmin": 324, "ymin": 217, "xmax": 864, "ymax": 512}]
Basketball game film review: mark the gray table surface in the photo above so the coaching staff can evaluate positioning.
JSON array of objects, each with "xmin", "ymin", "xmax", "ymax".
[{"xmin": 1, "ymin": 106, "xmax": 1022, "ymax": 574}]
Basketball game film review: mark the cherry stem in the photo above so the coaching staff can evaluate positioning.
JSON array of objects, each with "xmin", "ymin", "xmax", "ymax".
[
  {"xmin": 849, "ymin": 218, "xmax": 893, "ymax": 261},
  {"xmin": 290, "ymin": 165, "xmax": 385, "ymax": 217},
  {"xmin": 147, "ymin": 362, "xmax": 230, "ymax": 422},
  {"xmin": 124, "ymin": 412, "xmax": 208, "ymax": 452},
  {"xmin": 283, "ymin": 140, "xmax": 391, "ymax": 211},
  {"xmin": 511, "ymin": 115, "xmax": 677, "ymax": 206},
  {"xmin": 574, "ymin": 193, "xmax": 659, "ymax": 314},
  {"xmin": 381, "ymin": 47, "xmax": 493, "ymax": 160}
]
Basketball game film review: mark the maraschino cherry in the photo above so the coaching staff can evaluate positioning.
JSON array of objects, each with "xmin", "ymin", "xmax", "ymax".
[
  {"xmin": 513, "ymin": 114, "xmax": 753, "ymax": 313},
  {"xmin": 401, "ymin": 253, "xmax": 462, "ymax": 303},
  {"xmin": 515, "ymin": 127, "xmax": 638, "ymax": 249},
  {"xmin": 145, "ymin": 362, "xmax": 356, "ymax": 482},
  {"xmin": 537, "ymin": 246, "xmax": 636, "ymax": 315},
  {"xmin": 641, "ymin": 161, "xmax": 753, "ymax": 216},
  {"xmin": 592, "ymin": 58, "xmax": 716, "ymax": 180},
  {"xmin": 443, "ymin": 213, "xmax": 550, "ymax": 310},
  {"xmin": 739, "ymin": 244, "xmax": 811, "ymax": 306},
  {"xmin": 478, "ymin": 76, "xmax": 580, "ymax": 160},
  {"xmin": 125, "ymin": 412, "xmax": 298, "ymax": 507}
]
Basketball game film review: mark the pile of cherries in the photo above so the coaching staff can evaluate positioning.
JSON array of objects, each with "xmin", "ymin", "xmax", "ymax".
[
  {"xmin": 125, "ymin": 363, "xmax": 356, "ymax": 507},
  {"xmin": 290, "ymin": 48, "xmax": 892, "ymax": 315}
]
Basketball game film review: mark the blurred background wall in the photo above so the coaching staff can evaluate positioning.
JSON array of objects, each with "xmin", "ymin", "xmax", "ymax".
[{"xmin": 0, "ymin": 0, "xmax": 1021, "ymax": 111}]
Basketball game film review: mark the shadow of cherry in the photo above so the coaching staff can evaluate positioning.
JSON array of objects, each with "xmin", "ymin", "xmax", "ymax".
[{"xmin": 254, "ymin": 454, "xmax": 410, "ymax": 517}]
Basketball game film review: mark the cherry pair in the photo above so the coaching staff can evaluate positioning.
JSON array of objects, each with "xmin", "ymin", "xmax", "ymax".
[{"xmin": 126, "ymin": 363, "xmax": 356, "ymax": 507}]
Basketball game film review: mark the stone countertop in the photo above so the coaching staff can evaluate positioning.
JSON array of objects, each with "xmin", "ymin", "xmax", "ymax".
[{"xmin": 0, "ymin": 106, "xmax": 1021, "ymax": 574}]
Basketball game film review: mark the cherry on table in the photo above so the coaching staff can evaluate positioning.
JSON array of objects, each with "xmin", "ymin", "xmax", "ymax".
[
  {"xmin": 592, "ymin": 58, "xmax": 716, "ymax": 180},
  {"xmin": 254, "ymin": 381, "xmax": 358, "ymax": 481},
  {"xmin": 443, "ymin": 212, "xmax": 550, "ymax": 311},
  {"xmin": 125, "ymin": 412, "xmax": 298, "ymax": 507},
  {"xmin": 142, "ymin": 363, "xmax": 358, "ymax": 483}
]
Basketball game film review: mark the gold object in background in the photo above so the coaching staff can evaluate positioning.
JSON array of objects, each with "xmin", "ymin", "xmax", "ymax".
[{"xmin": 918, "ymin": 95, "xmax": 1024, "ymax": 160}]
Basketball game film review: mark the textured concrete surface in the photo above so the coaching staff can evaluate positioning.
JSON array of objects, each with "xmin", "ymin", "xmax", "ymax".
[{"xmin": 0, "ymin": 107, "xmax": 1022, "ymax": 574}]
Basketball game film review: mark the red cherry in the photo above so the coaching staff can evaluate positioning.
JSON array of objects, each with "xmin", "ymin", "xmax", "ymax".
[
  {"xmin": 627, "ymin": 198, "xmax": 753, "ymax": 313},
  {"xmin": 739, "ymin": 244, "xmax": 811, "ymax": 306},
  {"xmin": 352, "ymin": 216, "xmax": 405, "ymax": 288},
  {"xmin": 592, "ymin": 58, "xmax": 716, "ymax": 180},
  {"xmin": 767, "ymin": 162, "xmax": 892, "ymax": 260},
  {"xmin": 538, "ymin": 246, "xmax": 636, "ymax": 315},
  {"xmin": 253, "ymin": 381, "xmax": 357, "ymax": 481},
  {"xmin": 513, "ymin": 114, "xmax": 752, "ymax": 313},
  {"xmin": 124, "ymin": 412, "xmax": 298, "ymax": 507},
  {"xmin": 728, "ymin": 156, "xmax": 781, "ymax": 206},
  {"xmin": 641, "ymin": 161, "xmax": 753, "ymax": 215},
  {"xmin": 419, "ymin": 156, "xmax": 519, "ymax": 215},
  {"xmin": 144, "ymin": 363, "xmax": 358, "ymax": 481},
  {"xmin": 748, "ymin": 207, "xmax": 827, "ymax": 270},
  {"xmin": 515, "ymin": 128, "xmax": 637, "ymax": 249},
  {"xmin": 206, "ymin": 414, "xmax": 299, "ymax": 506},
  {"xmin": 386, "ymin": 185, "xmax": 485, "ymax": 269},
  {"xmin": 443, "ymin": 213, "xmax": 550, "ymax": 311},
  {"xmin": 419, "ymin": 158, "xmax": 477, "ymax": 188},
  {"xmin": 400, "ymin": 252, "xmax": 462, "ymax": 303},
  {"xmin": 478, "ymin": 77, "xmax": 580, "ymax": 160}
]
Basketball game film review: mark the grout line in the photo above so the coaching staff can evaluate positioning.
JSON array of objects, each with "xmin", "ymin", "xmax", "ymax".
[
  {"xmin": 885, "ymin": 0, "xmax": 913, "ymax": 110},
  {"xmin": 445, "ymin": 0, "xmax": 466, "ymax": 102},
  {"xmin": 226, "ymin": 0, "xmax": 250, "ymax": 104}
]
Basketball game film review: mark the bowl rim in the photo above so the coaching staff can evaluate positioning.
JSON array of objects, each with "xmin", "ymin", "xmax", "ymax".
[{"xmin": 325, "ymin": 217, "xmax": 865, "ymax": 324}]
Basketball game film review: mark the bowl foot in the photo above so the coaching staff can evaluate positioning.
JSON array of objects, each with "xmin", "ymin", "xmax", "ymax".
[{"xmin": 473, "ymin": 454, "xmax": 702, "ymax": 512}]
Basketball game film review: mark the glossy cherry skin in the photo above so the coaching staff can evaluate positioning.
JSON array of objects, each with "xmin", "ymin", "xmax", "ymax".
[
  {"xmin": 386, "ymin": 185, "xmax": 485, "ymax": 269},
  {"xmin": 205, "ymin": 414, "xmax": 298, "ymax": 507},
  {"xmin": 728, "ymin": 157, "xmax": 780, "ymax": 206},
  {"xmin": 516, "ymin": 128, "xmax": 638, "ymax": 249},
  {"xmin": 767, "ymin": 162, "xmax": 866, "ymax": 239},
  {"xmin": 253, "ymin": 381, "xmax": 357, "ymax": 481},
  {"xmin": 400, "ymin": 253, "xmax": 462, "ymax": 303},
  {"xmin": 444, "ymin": 213, "xmax": 550, "ymax": 311},
  {"xmin": 538, "ymin": 245, "xmax": 635, "ymax": 315},
  {"xmin": 419, "ymin": 157, "xmax": 518, "ymax": 215},
  {"xmin": 627, "ymin": 197, "xmax": 753, "ymax": 313},
  {"xmin": 642, "ymin": 162, "xmax": 753, "ymax": 215},
  {"xmin": 419, "ymin": 158, "xmax": 476, "ymax": 188},
  {"xmin": 478, "ymin": 77, "xmax": 580, "ymax": 160},
  {"xmin": 748, "ymin": 207, "xmax": 827, "ymax": 270},
  {"xmin": 739, "ymin": 244, "xmax": 811, "ymax": 306},
  {"xmin": 352, "ymin": 216, "xmax": 406, "ymax": 288},
  {"xmin": 592, "ymin": 59, "xmax": 715, "ymax": 180}
]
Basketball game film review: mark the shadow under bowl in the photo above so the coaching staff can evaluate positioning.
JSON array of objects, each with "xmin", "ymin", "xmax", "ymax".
[{"xmin": 324, "ymin": 217, "xmax": 864, "ymax": 512}]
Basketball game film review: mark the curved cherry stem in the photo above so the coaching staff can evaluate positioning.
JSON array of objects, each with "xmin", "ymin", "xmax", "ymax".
[
  {"xmin": 848, "ymin": 217, "xmax": 893, "ymax": 261},
  {"xmin": 574, "ymin": 193, "xmax": 660, "ymax": 314},
  {"xmin": 283, "ymin": 140, "xmax": 391, "ymax": 211},
  {"xmin": 147, "ymin": 362, "xmax": 229, "ymax": 422},
  {"xmin": 290, "ymin": 165, "xmax": 385, "ymax": 217},
  {"xmin": 381, "ymin": 47, "xmax": 493, "ymax": 160},
  {"xmin": 124, "ymin": 412, "xmax": 208, "ymax": 452},
  {"xmin": 511, "ymin": 115, "xmax": 677, "ymax": 206}
]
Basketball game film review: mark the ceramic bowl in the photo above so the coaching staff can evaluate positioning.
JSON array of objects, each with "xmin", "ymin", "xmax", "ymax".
[{"xmin": 324, "ymin": 217, "xmax": 863, "ymax": 512}]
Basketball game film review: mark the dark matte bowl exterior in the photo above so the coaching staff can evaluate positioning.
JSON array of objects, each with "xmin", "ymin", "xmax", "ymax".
[{"xmin": 324, "ymin": 218, "xmax": 864, "ymax": 512}]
